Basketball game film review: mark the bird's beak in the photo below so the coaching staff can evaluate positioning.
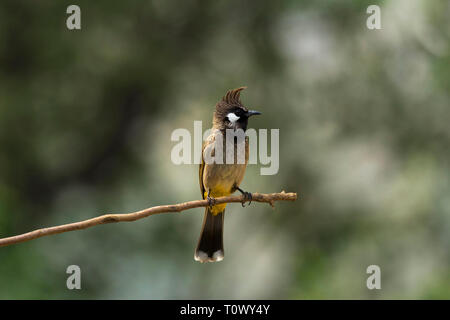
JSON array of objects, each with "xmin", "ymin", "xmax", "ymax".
[{"xmin": 246, "ymin": 110, "xmax": 262, "ymax": 117}]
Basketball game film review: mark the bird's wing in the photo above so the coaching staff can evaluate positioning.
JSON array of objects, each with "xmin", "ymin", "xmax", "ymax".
[
  {"xmin": 199, "ymin": 141, "xmax": 206, "ymax": 199},
  {"xmin": 199, "ymin": 131, "xmax": 217, "ymax": 199}
]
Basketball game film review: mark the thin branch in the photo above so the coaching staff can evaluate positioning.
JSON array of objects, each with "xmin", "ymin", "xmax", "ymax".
[{"xmin": 0, "ymin": 191, "xmax": 297, "ymax": 248}]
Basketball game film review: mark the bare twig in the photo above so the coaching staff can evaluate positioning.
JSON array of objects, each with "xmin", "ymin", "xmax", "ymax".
[{"xmin": 0, "ymin": 191, "xmax": 297, "ymax": 248}]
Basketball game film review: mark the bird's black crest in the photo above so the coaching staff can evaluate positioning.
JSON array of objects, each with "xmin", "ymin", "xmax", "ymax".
[{"xmin": 222, "ymin": 86, "xmax": 247, "ymax": 106}]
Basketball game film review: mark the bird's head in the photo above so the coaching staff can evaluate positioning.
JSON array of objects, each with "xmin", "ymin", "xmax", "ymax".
[{"xmin": 213, "ymin": 87, "xmax": 261, "ymax": 131}]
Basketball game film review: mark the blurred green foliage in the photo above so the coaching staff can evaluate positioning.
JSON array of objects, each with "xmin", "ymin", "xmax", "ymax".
[{"xmin": 0, "ymin": 0, "xmax": 449, "ymax": 299}]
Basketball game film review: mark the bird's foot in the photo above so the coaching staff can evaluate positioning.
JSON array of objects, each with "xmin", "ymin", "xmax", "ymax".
[
  {"xmin": 237, "ymin": 188, "xmax": 252, "ymax": 207},
  {"xmin": 207, "ymin": 195, "xmax": 217, "ymax": 208}
]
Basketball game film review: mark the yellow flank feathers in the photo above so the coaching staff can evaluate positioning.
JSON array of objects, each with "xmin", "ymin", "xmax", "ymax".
[
  {"xmin": 204, "ymin": 189, "xmax": 230, "ymax": 215},
  {"xmin": 210, "ymin": 203, "xmax": 227, "ymax": 215}
]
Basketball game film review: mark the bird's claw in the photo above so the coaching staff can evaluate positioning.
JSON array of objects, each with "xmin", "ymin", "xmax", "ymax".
[
  {"xmin": 207, "ymin": 196, "xmax": 216, "ymax": 208},
  {"xmin": 241, "ymin": 192, "xmax": 252, "ymax": 207}
]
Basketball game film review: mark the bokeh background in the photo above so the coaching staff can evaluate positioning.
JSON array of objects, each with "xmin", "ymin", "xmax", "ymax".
[{"xmin": 0, "ymin": 0, "xmax": 449, "ymax": 299}]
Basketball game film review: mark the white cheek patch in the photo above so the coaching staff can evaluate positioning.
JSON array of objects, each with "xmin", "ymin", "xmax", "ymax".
[{"xmin": 227, "ymin": 112, "xmax": 240, "ymax": 123}]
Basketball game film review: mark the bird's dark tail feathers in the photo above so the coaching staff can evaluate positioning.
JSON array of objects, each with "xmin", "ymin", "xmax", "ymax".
[{"xmin": 194, "ymin": 207, "xmax": 224, "ymax": 263}]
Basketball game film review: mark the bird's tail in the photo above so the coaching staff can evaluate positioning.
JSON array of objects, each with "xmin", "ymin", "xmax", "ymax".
[{"xmin": 194, "ymin": 207, "xmax": 225, "ymax": 263}]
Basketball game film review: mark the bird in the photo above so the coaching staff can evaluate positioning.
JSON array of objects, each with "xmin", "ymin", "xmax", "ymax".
[{"xmin": 195, "ymin": 87, "xmax": 261, "ymax": 263}]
